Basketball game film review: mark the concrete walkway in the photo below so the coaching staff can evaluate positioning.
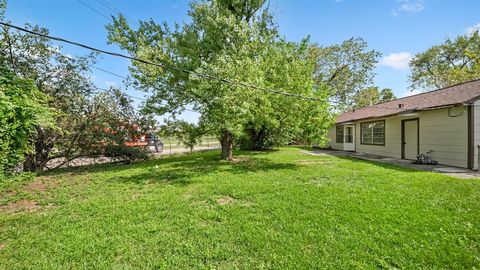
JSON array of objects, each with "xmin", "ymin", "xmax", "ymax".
[{"xmin": 303, "ymin": 149, "xmax": 480, "ymax": 179}]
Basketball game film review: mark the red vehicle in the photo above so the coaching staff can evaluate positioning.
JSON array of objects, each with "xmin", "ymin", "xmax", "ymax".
[
  {"xmin": 125, "ymin": 133, "xmax": 164, "ymax": 153},
  {"xmin": 103, "ymin": 125, "xmax": 164, "ymax": 153}
]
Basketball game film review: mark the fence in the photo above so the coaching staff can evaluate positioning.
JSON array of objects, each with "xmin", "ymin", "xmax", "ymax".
[{"xmin": 161, "ymin": 135, "xmax": 221, "ymax": 155}]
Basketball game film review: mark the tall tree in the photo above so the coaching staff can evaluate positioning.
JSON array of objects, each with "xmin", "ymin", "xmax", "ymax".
[
  {"xmin": 352, "ymin": 87, "xmax": 396, "ymax": 109},
  {"xmin": 107, "ymin": 0, "xmax": 333, "ymax": 160},
  {"xmin": 310, "ymin": 38, "xmax": 381, "ymax": 111},
  {"xmin": 410, "ymin": 30, "xmax": 480, "ymax": 90},
  {"xmin": 379, "ymin": 88, "xmax": 395, "ymax": 102}
]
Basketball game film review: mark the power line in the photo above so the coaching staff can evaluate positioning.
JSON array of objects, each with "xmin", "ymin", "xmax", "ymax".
[
  {"xmin": 90, "ymin": 64, "xmax": 128, "ymax": 80},
  {"xmin": 57, "ymin": 51, "xmax": 129, "ymax": 80},
  {"xmin": 94, "ymin": 86, "xmax": 146, "ymax": 101},
  {"xmin": 95, "ymin": 0, "xmax": 139, "ymax": 26},
  {"xmin": 76, "ymin": 0, "xmax": 110, "ymax": 21},
  {"xmin": 94, "ymin": 87, "xmax": 198, "ymax": 114},
  {"xmin": 0, "ymin": 21, "xmax": 326, "ymax": 102}
]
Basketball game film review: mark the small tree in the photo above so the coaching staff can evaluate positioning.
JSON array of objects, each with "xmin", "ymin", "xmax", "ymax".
[{"xmin": 163, "ymin": 120, "xmax": 205, "ymax": 153}]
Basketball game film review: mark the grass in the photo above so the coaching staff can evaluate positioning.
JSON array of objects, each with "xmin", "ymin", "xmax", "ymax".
[{"xmin": 1, "ymin": 147, "xmax": 479, "ymax": 269}]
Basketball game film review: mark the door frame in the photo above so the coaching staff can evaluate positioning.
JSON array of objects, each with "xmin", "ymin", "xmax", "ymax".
[
  {"xmin": 343, "ymin": 124, "xmax": 355, "ymax": 151},
  {"xmin": 401, "ymin": 118, "xmax": 419, "ymax": 159}
]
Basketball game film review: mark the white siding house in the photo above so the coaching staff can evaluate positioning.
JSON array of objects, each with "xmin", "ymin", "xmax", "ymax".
[{"xmin": 327, "ymin": 79, "xmax": 480, "ymax": 169}]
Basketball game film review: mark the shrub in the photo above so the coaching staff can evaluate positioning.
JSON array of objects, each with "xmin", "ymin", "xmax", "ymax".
[{"xmin": 104, "ymin": 145, "xmax": 150, "ymax": 164}]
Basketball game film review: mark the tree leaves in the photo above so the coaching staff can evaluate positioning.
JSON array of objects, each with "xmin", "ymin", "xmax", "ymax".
[
  {"xmin": 107, "ymin": 0, "xmax": 334, "ymax": 158},
  {"xmin": 409, "ymin": 30, "xmax": 480, "ymax": 91}
]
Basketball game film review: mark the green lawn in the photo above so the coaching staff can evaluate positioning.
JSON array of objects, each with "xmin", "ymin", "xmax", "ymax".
[{"xmin": 1, "ymin": 148, "xmax": 479, "ymax": 269}]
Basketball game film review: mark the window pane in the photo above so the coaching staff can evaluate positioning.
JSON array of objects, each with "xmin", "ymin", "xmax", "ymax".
[
  {"xmin": 336, "ymin": 125, "xmax": 344, "ymax": 143},
  {"xmin": 361, "ymin": 121, "xmax": 384, "ymax": 144},
  {"xmin": 373, "ymin": 133, "xmax": 384, "ymax": 144},
  {"xmin": 344, "ymin": 127, "xmax": 353, "ymax": 143},
  {"xmin": 373, "ymin": 122, "xmax": 384, "ymax": 132}
]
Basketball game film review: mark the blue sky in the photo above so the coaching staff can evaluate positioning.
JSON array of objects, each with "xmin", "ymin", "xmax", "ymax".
[{"xmin": 4, "ymin": 0, "xmax": 480, "ymax": 122}]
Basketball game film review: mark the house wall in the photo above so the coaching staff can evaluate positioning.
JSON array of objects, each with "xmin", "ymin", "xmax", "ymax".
[
  {"xmin": 355, "ymin": 117, "xmax": 402, "ymax": 158},
  {"xmin": 327, "ymin": 126, "xmax": 344, "ymax": 150},
  {"xmin": 328, "ymin": 107, "xmax": 470, "ymax": 168},
  {"xmin": 473, "ymin": 101, "xmax": 480, "ymax": 170},
  {"xmin": 418, "ymin": 107, "xmax": 468, "ymax": 168}
]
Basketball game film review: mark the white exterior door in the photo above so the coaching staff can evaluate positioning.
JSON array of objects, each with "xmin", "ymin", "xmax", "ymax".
[
  {"xmin": 403, "ymin": 119, "xmax": 419, "ymax": 160},
  {"xmin": 343, "ymin": 125, "xmax": 355, "ymax": 151}
]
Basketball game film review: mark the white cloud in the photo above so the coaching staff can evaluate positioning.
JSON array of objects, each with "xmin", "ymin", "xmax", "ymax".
[
  {"xmin": 402, "ymin": 89, "xmax": 421, "ymax": 97},
  {"xmin": 467, "ymin": 22, "xmax": 480, "ymax": 35},
  {"xmin": 105, "ymin": 81, "xmax": 117, "ymax": 88},
  {"xmin": 379, "ymin": 52, "xmax": 412, "ymax": 70},
  {"xmin": 392, "ymin": 0, "xmax": 424, "ymax": 16}
]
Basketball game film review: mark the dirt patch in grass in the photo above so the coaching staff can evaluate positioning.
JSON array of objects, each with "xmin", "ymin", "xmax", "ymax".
[
  {"xmin": 297, "ymin": 160, "xmax": 336, "ymax": 165},
  {"xmin": 216, "ymin": 196, "xmax": 254, "ymax": 206},
  {"xmin": 217, "ymin": 196, "xmax": 236, "ymax": 205},
  {"xmin": 230, "ymin": 157, "xmax": 250, "ymax": 163},
  {"xmin": 182, "ymin": 186, "xmax": 197, "ymax": 200},
  {"xmin": 24, "ymin": 180, "xmax": 47, "ymax": 193},
  {"xmin": 0, "ymin": 243, "xmax": 5, "ymax": 251},
  {"xmin": 1, "ymin": 199, "xmax": 41, "ymax": 213}
]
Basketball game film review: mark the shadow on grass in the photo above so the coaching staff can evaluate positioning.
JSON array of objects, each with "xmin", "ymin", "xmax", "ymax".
[{"xmin": 42, "ymin": 149, "xmax": 301, "ymax": 186}]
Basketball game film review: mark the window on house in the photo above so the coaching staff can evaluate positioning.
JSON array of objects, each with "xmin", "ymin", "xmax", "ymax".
[
  {"xmin": 336, "ymin": 125, "xmax": 344, "ymax": 143},
  {"xmin": 345, "ymin": 126, "xmax": 353, "ymax": 143},
  {"xmin": 361, "ymin": 121, "xmax": 385, "ymax": 145}
]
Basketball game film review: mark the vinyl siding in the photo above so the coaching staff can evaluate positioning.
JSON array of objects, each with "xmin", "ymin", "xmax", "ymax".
[
  {"xmin": 473, "ymin": 101, "xmax": 480, "ymax": 169},
  {"xmin": 328, "ymin": 106, "xmax": 470, "ymax": 168},
  {"xmin": 419, "ymin": 108, "xmax": 468, "ymax": 168},
  {"xmin": 355, "ymin": 118, "xmax": 402, "ymax": 158},
  {"xmin": 327, "ymin": 126, "xmax": 344, "ymax": 150}
]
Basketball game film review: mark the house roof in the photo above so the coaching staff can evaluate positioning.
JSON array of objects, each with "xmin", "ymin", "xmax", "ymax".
[{"xmin": 336, "ymin": 79, "xmax": 480, "ymax": 123}]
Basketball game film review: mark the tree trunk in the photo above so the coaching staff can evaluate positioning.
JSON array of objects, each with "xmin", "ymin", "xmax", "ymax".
[
  {"xmin": 220, "ymin": 130, "xmax": 234, "ymax": 161},
  {"xmin": 23, "ymin": 126, "xmax": 55, "ymax": 173}
]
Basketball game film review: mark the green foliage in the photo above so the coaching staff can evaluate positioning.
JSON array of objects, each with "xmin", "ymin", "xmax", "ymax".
[
  {"xmin": 0, "ymin": 60, "xmax": 54, "ymax": 174},
  {"xmin": 107, "ymin": 0, "xmax": 333, "ymax": 159},
  {"xmin": 1, "ymin": 148, "xmax": 480, "ymax": 268},
  {"xmin": 163, "ymin": 120, "xmax": 206, "ymax": 152},
  {"xmin": 410, "ymin": 30, "xmax": 480, "ymax": 90},
  {"xmin": 0, "ymin": 21, "xmax": 101, "ymax": 171},
  {"xmin": 104, "ymin": 144, "xmax": 149, "ymax": 164},
  {"xmin": 0, "ymin": 14, "xmax": 155, "ymax": 171},
  {"xmin": 310, "ymin": 38, "xmax": 381, "ymax": 111},
  {"xmin": 352, "ymin": 86, "xmax": 396, "ymax": 109}
]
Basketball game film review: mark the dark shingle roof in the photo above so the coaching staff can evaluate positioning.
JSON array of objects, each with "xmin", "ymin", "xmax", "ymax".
[{"xmin": 336, "ymin": 79, "xmax": 480, "ymax": 123}]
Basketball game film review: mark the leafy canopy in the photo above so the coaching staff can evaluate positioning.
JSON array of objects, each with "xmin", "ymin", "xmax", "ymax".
[
  {"xmin": 310, "ymin": 38, "xmax": 381, "ymax": 111},
  {"xmin": 409, "ymin": 30, "xmax": 480, "ymax": 90},
  {"xmin": 107, "ymin": 0, "xmax": 333, "ymax": 159},
  {"xmin": 352, "ymin": 87, "xmax": 396, "ymax": 109},
  {"xmin": 0, "ymin": 57, "xmax": 54, "ymax": 174}
]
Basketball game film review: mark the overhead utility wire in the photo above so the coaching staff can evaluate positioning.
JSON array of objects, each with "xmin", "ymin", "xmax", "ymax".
[
  {"xmin": 94, "ymin": 0, "xmax": 139, "ymax": 26},
  {"xmin": 89, "ymin": 63, "xmax": 128, "ymax": 80},
  {"xmin": 95, "ymin": 86, "xmax": 145, "ymax": 101},
  {"xmin": 76, "ymin": 0, "xmax": 111, "ymax": 21},
  {"xmin": 94, "ymin": 87, "xmax": 198, "ymax": 114},
  {"xmin": 0, "ymin": 22, "xmax": 325, "ymax": 102}
]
